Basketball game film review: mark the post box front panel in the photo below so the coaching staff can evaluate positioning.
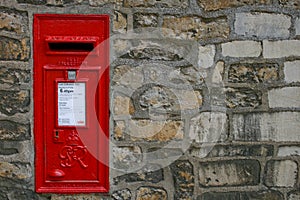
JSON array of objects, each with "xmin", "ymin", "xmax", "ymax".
[{"xmin": 34, "ymin": 14, "xmax": 109, "ymax": 193}]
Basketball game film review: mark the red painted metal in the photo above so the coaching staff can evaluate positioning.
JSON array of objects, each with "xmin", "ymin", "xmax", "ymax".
[{"xmin": 33, "ymin": 14, "xmax": 109, "ymax": 193}]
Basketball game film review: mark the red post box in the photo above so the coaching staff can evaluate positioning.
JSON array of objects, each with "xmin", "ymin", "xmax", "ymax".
[{"xmin": 33, "ymin": 14, "xmax": 109, "ymax": 193}]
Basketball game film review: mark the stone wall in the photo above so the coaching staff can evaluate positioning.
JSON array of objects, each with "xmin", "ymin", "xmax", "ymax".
[{"xmin": 0, "ymin": 0, "xmax": 300, "ymax": 199}]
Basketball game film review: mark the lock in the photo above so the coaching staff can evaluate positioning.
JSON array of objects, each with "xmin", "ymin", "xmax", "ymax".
[{"xmin": 34, "ymin": 14, "xmax": 109, "ymax": 193}]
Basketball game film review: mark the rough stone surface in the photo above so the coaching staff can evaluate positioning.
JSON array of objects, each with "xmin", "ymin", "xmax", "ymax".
[
  {"xmin": 226, "ymin": 88, "xmax": 262, "ymax": 108},
  {"xmin": 136, "ymin": 187, "xmax": 167, "ymax": 200},
  {"xmin": 124, "ymin": 0, "xmax": 188, "ymax": 8},
  {"xmin": 0, "ymin": 37, "xmax": 30, "ymax": 61},
  {"xmin": 268, "ymin": 87, "xmax": 300, "ymax": 108},
  {"xmin": 198, "ymin": 45, "xmax": 215, "ymax": 69},
  {"xmin": 190, "ymin": 112, "xmax": 228, "ymax": 143},
  {"xmin": 278, "ymin": 146, "xmax": 300, "ymax": 157},
  {"xmin": 0, "ymin": 121, "xmax": 30, "ymax": 140},
  {"xmin": 232, "ymin": 112, "xmax": 300, "ymax": 142},
  {"xmin": 51, "ymin": 194, "xmax": 106, "ymax": 200},
  {"xmin": 128, "ymin": 120, "xmax": 184, "ymax": 142},
  {"xmin": 234, "ymin": 13, "xmax": 291, "ymax": 38},
  {"xmin": 89, "ymin": 0, "xmax": 122, "ymax": 6},
  {"xmin": 284, "ymin": 61, "xmax": 300, "ymax": 83},
  {"xmin": 288, "ymin": 191, "xmax": 300, "ymax": 200},
  {"xmin": 170, "ymin": 160, "xmax": 194, "ymax": 199},
  {"xmin": 113, "ymin": 11, "xmax": 127, "ymax": 33},
  {"xmin": 199, "ymin": 160, "xmax": 260, "ymax": 187},
  {"xmin": 228, "ymin": 63, "xmax": 279, "ymax": 83},
  {"xmin": 296, "ymin": 17, "xmax": 300, "ymax": 36},
  {"xmin": 199, "ymin": 190, "xmax": 283, "ymax": 200},
  {"xmin": 113, "ymin": 95, "xmax": 134, "ymax": 116},
  {"xmin": 197, "ymin": 0, "xmax": 272, "ymax": 11},
  {"xmin": 0, "ymin": 8, "xmax": 28, "ymax": 35},
  {"xmin": 222, "ymin": 41, "xmax": 262, "ymax": 57},
  {"xmin": 191, "ymin": 144, "xmax": 273, "ymax": 158},
  {"xmin": 0, "ymin": 162, "xmax": 31, "ymax": 181},
  {"xmin": 0, "ymin": 90, "xmax": 30, "ymax": 115},
  {"xmin": 162, "ymin": 16, "xmax": 229, "ymax": 41},
  {"xmin": 278, "ymin": 0, "xmax": 299, "ymax": 8},
  {"xmin": 16, "ymin": 0, "xmax": 46, "ymax": 4},
  {"xmin": 112, "ymin": 65, "xmax": 144, "ymax": 89},
  {"xmin": 114, "ymin": 120, "xmax": 126, "ymax": 141},
  {"xmin": 133, "ymin": 13, "xmax": 158, "ymax": 28},
  {"xmin": 264, "ymin": 160, "xmax": 298, "ymax": 187},
  {"xmin": 112, "ymin": 146, "xmax": 142, "ymax": 170},
  {"xmin": 263, "ymin": 40, "xmax": 300, "ymax": 58},
  {"xmin": 0, "ymin": 67, "xmax": 30, "ymax": 87},
  {"xmin": 112, "ymin": 189, "xmax": 132, "ymax": 200}
]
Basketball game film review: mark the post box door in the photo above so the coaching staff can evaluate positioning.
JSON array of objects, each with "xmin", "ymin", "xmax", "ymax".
[{"xmin": 34, "ymin": 14, "xmax": 109, "ymax": 193}]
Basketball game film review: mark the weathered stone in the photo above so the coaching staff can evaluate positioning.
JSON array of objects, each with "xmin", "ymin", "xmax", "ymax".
[
  {"xmin": 0, "ymin": 8, "xmax": 28, "ymax": 35},
  {"xmin": 112, "ymin": 65, "xmax": 144, "ymax": 90},
  {"xmin": 0, "ymin": 37, "xmax": 30, "ymax": 61},
  {"xmin": 199, "ymin": 190, "xmax": 283, "ymax": 200},
  {"xmin": 170, "ymin": 160, "xmax": 194, "ymax": 199},
  {"xmin": 0, "ymin": 162, "xmax": 31, "ymax": 181},
  {"xmin": 278, "ymin": 146, "xmax": 300, "ymax": 157},
  {"xmin": 114, "ymin": 165, "xmax": 163, "ymax": 184},
  {"xmin": 228, "ymin": 63, "xmax": 279, "ymax": 83},
  {"xmin": 279, "ymin": 0, "xmax": 299, "ymax": 9},
  {"xmin": 234, "ymin": 13, "xmax": 291, "ymax": 38},
  {"xmin": 212, "ymin": 61, "xmax": 224, "ymax": 84},
  {"xmin": 226, "ymin": 88, "xmax": 262, "ymax": 108},
  {"xmin": 113, "ymin": 146, "xmax": 142, "ymax": 170},
  {"xmin": 263, "ymin": 40, "xmax": 300, "ymax": 58},
  {"xmin": 264, "ymin": 160, "xmax": 297, "ymax": 187},
  {"xmin": 191, "ymin": 144, "xmax": 273, "ymax": 158},
  {"xmin": 199, "ymin": 160, "xmax": 260, "ymax": 187},
  {"xmin": 190, "ymin": 112, "xmax": 228, "ymax": 143},
  {"xmin": 134, "ymin": 13, "xmax": 158, "ymax": 28},
  {"xmin": 89, "ymin": 0, "xmax": 122, "ymax": 6},
  {"xmin": 124, "ymin": 0, "xmax": 188, "ymax": 8},
  {"xmin": 113, "ymin": 11, "xmax": 127, "ymax": 33},
  {"xmin": 233, "ymin": 112, "xmax": 300, "ymax": 142},
  {"xmin": 136, "ymin": 187, "xmax": 167, "ymax": 200},
  {"xmin": 51, "ymin": 194, "xmax": 105, "ymax": 200},
  {"xmin": 1, "ymin": 188, "xmax": 43, "ymax": 200},
  {"xmin": 222, "ymin": 41, "xmax": 262, "ymax": 57},
  {"xmin": 0, "ymin": 121, "xmax": 30, "ymax": 140},
  {"xmin": 198, "ymin": 45, "xmax": 215, "ymax": 69},
  {"xmin": 113, "ymin": 95, "xmax": 134, "ymax": 116},
  {"xmin": 112, "ymin": 189, "xmax": 132, "ymax": 200},
  {"xmin": 0, "ymin": 67, "xmax": 30, "ymax": 87},
  {"xmin": 162, "ymin": 16, "xmax": 229, "ymax": 41},
  {"xmin": 114, "ymin": 121, "xmax": 126, "ymax": 141},
  {"xmin": 288, "ymin": 191, "xmax": 300, "ymax": 200},
  {"xmin": 0, "ymin": 141, "xmax": 18, "ymax": 155},
  {"xmin": 0, "ymin": 90, "xmax": 30, "ymax": 115},
  {"xmin": 128, "ymin": 120, "xmax": 184, "ymax": 142},
  {"xmin": 0, "ymin": 141, "xmax": 32, "ymax": 163},
  {"xmin": 268, "ymin": 87, "xmax": 300, "ymax": 108},
  {"xmin": 296, "ymin": 17, "xmax": 300, "ymax": 36},
  {"xmin": 147, "ymin": 148, "xmax": 183, "ymax": 160},
  {"xmin": 17, "ymin": 0, "xmax": 46, "ymax": 4},
  {"xmin": 284, "ymin": 61, "xmax": 300, "ymax": 83},
  {"xmin": 197, "ymin": 0, "xmax": 272, "ymax": 11}
]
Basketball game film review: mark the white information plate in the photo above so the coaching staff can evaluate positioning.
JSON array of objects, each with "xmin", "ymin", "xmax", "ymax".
[{"xmin": 58, "ymin": 82, "xmax": 86, "ymax": 126}]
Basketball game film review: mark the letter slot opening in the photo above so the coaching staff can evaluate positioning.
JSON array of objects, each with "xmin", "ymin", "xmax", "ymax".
[{"xmin": 48, "ymin": 42, "xmax": 94, "ymax": 52}]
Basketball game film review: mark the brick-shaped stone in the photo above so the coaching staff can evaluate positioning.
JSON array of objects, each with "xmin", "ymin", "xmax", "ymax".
[
  {"xmin": 199, "ymin": 190, "xmax": 283, "ymax": 200},
  {"xmin": 235, "ymin": 13, "xmax": 291, "ymax": 38},
  {"xmin": 284, "ymin": 61, "xmax": 300, "ymax": 83},
  {"xmin": 278, "ymin": 146, "xmax": 300, "ymax": 157},
  {"xmin": 222, "ymin": 41, "xmax": 262, "ymax": 57},
  {"xmin": 0, "ymin": 162, "xmax": 31, "ymax": 181},
  {"xmin": 170, "ymin": 160, "xmax": 194, "ymax": 199},
  {"xmin": 134, "ymin": 13, "xmax": 158, "ymax": 28},
  {"xmin": 232, "ymin": 112, "xmax": 300, "ymax": 142},
  {"xmin": 288, "ymin": 191, "xmax": 300, "ymax": 200},
  {"xmin": 0, "ymin": 121, "xmax": 30, "ymax": 140},
  {"xmin": 0, "ymin": 66, "xmax": 30, "ymax": 87},
  {"xmin": 113, "ymin": 95, "xmax": 134, "ymax": 116},
  {"xmin": 136, "ymin": 187, "xmax": 167, "ymax": 200},
  {"xmin": 0, "ymin": 8, "xmax": 28, "ymax": 35},
  {"xmin": 113, "ymin": 11, "xmax": 127, "ymax": 33},
  {"xmin": 162, "ymin": 16, "xmax": 229, "ymax": 41},
  {"xmin": 268, "ymin": 87, "xmax": 300, "ymax": 108},
  {"xmin": 89, "ymin": 0, "xmax": 121, "ymax": 6},
  {"xmin": 279, "ymin": 0, "xmax": 299, "ymax": 9},
  {"xmin": 198, "ymin": 45, "xmax": 215, "ymax": 69},
  {"xmin": 191, "ymin": 144, "xmax": 273, "ymax": 158},
  {"xmin": 124, "ymin": 0, "xmax": 188, "ymax": 8},
  {"xmin": 128, "ymin": 120, "xmax": 184, "ymax": 142},
  {"xmin": 226, "ymin": 88, "xmax": 262, "ymax": 108},
  {"xmin": 190, "ymin": 112, "xmax": 228, "ymax": 143},
  {"xmin": 228, "ymin": 63, "xmax": 279, "ymax": 83},
  {"xmin": 113, "ymin": 146, "xmax": 142, "ymax": 170},
  {"xmin": 0, "ymin": 90, "xmax": 30, "ymax": 115},
  {"xmin": 17, "ymin": 0, "xmax": 46, "ymax": 4},
  {"xmin": 197, "ymin": 0, "xmax": 272, "ymax": 11},
  {"xmin": 0, "ymin": 37, "xmax": 29, "ymax": 61},
  {"xmin": 112, "ymin": 189, "xmax": 131, "ymax": 200},
  {"xmin": 199, "ymin": 160, "xmax": 260, "ymax": 187},
  {"xmin": 263, "ymin": 40, "xmax": 300, "ymax": 58},
  {"xmin": 265, "ymin": 160, "xmax": 297, "ymax": 187},
  {"xmin": 296, "ymin": 18, "xmax": 300, "ymax": 36}
]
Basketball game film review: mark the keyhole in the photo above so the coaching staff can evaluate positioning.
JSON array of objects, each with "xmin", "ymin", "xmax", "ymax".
[{"xmin": 55, "ymin": 131, "xmax": 59, "ymax": 138}]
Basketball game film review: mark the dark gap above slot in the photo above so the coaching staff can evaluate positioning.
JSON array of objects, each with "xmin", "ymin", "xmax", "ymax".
[{"xmin": 48, "ymin": 42, "xmax": 94, "ymax": 52}]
